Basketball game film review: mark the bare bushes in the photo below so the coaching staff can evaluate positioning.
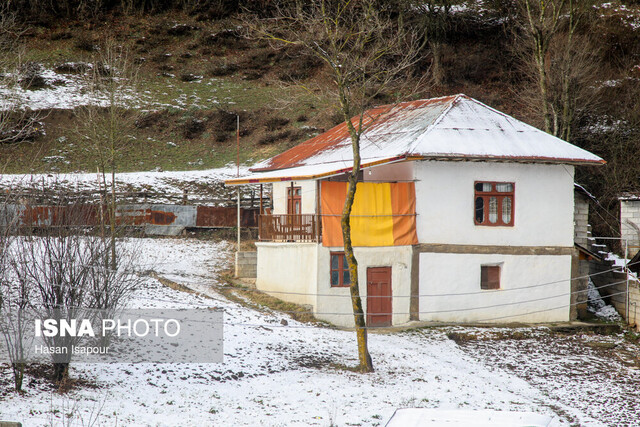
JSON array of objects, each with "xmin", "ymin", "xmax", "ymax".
[{"xmin": 0, "ymin": 195, "xmax": 143, "ymax": 387}]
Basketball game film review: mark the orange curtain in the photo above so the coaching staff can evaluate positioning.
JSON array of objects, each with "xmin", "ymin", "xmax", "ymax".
[{"xmin": 320, "ymin": 181, "xmax": 418, "ymax": 247}]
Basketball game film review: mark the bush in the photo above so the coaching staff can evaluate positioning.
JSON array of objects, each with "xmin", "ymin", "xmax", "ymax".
[
  {"xmin": 167, "ymin": 24, "xmax": 196, "ymax": 36},
  {"xmin": 214, "ymin": 131, "xmax": 229, "ymax": 142},
  {"xmin": 264, "ymin": 117, "xmax": 289, "ymax": 131},
  {"xmin": 75, "ymin": 35, "xmax": 97, "ymax": 52},
  {"xmin": 180, "ymin": 73, "xmax": 202, "ymax": 82},
  {"xmin": 258, "ymin": 130, "xmax": 291, "ymax": 145},
  {"xmin": 0, "ymin": 116, "xmax": 45, "ymax": 144},
  {"xmin": 135, "ymin": 110, "xmax": 169, "ymax": 129},
  {"xmin": 278, "ymin": 55, "xmax": 323, "ymax": 82},
  {"xmin": 19, "ymin": 62, "xmax": 49, "ymax": 90},
  {"xmin": 207, "ymin": 62, "xmax": 238, "ymax": 77},
  {"xmin": 208, "ymin": 109, "xmax": 237, "ymax": 132},
  {"xmin": 200, "ymin": 29, "xmax": 246, "ymax": 50},
  {"xmin": 54, "ymin": 62, "xmax": 90, "ymax": 74},
  {"xmin": 182, "ymin": 118, "xmax": 205, "ymax": 139}
]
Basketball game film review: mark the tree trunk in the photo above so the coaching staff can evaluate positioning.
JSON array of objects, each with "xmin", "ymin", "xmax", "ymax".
[
  {"xmin": 341, "ymin": 115, "xmax": 374, "ymax": 373},
  {"xmin": 11, "ymin": 362, "xmax": 24, "ymax": 391},
  {"xmin": 535, "ymin": 44, "xmax": 552, "ymax": 134},
  {"xmin": 109, "ymin": 89, "xmax": 117, "ymax": 272},
  {"xmin": 110, "ymin": 167, "xmax": 117, "ymax": 272},
  {"xmin": 429, "ymin": 40, "xmax": 444, "ymax": 86},
  {"xmin": 53, "ymin": 362, "xmax": 69, "ymax": 382}
]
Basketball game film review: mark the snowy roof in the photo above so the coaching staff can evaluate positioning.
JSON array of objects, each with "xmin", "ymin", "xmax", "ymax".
[
  {"xmin": 618, "ymin": 192, "xmax": 640, "ymax": 201},
  {"xmin": 574, "ymin": 183, "xmax": 597, "ymax": 201},
  {"xmin": 226, "ymin": 94, "xmax": 604, "ymax": 185}
]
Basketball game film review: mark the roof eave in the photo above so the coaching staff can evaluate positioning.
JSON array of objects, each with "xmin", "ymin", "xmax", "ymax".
[
  {"xmin": 225, "ymin": 155, "xmax": 410, "ymax": 186},
  {"xmin": 226, "ymin": 154, "xmax": 604, "ymax": 186},
  {"xmin": 413, "ymin": 154, "xmax": 606, "ymax": 166}
]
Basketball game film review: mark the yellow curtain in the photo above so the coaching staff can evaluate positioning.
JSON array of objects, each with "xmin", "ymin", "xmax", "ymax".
[{"xmin": 320, "ymin": 181, "xmax": 417, "ymax": 247}]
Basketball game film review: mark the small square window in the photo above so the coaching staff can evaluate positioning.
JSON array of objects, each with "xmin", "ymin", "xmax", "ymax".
[
  {"xmin": 481, "ymin": 265, "xmax": 500, "ymax": 290},
  {"xmin": 330, "ymin": 252, "xmax": 351, "ymax": 287}
]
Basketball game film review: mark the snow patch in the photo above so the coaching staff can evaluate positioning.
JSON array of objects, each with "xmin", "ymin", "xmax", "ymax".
[
  {"xmin": 587, "ymin": 278, "xmax": 622, "ymax": 321},
  {"xmin": 0, "ymin": 67, "xmax": 141, "ymax": 111}
]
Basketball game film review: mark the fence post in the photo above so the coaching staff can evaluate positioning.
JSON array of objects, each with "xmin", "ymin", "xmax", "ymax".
[{"xmin": 626, "ymin": 240, "xmax": 630, "ymax": 324}]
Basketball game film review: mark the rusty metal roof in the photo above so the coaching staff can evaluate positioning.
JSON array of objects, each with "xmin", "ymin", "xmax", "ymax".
[{"xmin": 227, "ymin": 94, "xmax": 604, "ymax": 185}]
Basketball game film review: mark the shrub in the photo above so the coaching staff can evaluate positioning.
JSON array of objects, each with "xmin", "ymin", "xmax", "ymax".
[
  {"xmin": 264, "ymin": 117, "xmax": 289, "ymax": 131},
  {"xmin": 183, "ymin": 118, "xmax": 205, "ymax": 139}
]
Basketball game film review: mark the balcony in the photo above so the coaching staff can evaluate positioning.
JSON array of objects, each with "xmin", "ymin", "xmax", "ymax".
[{"xmin": 258, "ymin": 214, "xmax": 321, "ymax": 242}]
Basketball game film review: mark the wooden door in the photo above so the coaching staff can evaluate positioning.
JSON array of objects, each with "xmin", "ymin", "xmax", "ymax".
[
  {"xmin": 367, "ymin": 267, "xmax": 392, "ymax": 327},
  {"xmin": 287, "ymin": 186, "xmax": 301, "ymax": 214}
]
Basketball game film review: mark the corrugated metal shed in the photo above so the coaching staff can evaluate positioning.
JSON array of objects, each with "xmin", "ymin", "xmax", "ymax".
[
  {"xmin": 0, "ymin": 204, "xmax": 258, "ymax": 231},
  {"xmin": 227, "ymin": 94, "xmax": 604, "ymax": 185}
]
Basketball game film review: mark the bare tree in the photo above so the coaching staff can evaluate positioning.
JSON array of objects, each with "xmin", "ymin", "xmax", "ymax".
[
  {"xmin": 518, "ymin": 0, "xmax": 565, "ymax": 133},
  {"xmin": 10, "ymin": 203, "xmax": 96, "ymax": 381},
  {"xmin": 0, "ymin": 4, "xmax": 44, "ymax": 157},
  {"xmin": 76, "ymin": 39, "xmax": 140, "ymax": 271},
  {"xmin": 414, "ymin": 0, "xmax": 453, "ymax": 86},
  {"xmin": 247, "ymin": 0, "xmax": 424, "ymax": 372},
  {"xmin": 5, "ymin": 190, "xmax": 141, "ymax": 382},
  {"xmin": 0, "ymin": 189, "xmax": 32, "ymax": 391},
  {"xmin": 515, "ymin": 0, "xmax": 600, "ymax": 141}
]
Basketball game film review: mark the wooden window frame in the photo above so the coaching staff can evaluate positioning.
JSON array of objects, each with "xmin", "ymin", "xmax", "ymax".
[
  {"xmin": 474, "ymin": 181, "xmax": 515, "ymax": 227},
  {"xmin": 287, "ymin": 186, "xmax": 302, "ymax": 215},
  {"xmin": 330, "ymin": 252, "xmax": 351, "ymax": 287},
  {"xmin": 480, "ymin": 265, "xmax": 501, "ymax": 290}
]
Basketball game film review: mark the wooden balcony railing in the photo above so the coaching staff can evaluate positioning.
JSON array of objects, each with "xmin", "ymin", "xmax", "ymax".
[{"xmin": 259, "ymin": 214, "xmax": 321, "ymax": 242}]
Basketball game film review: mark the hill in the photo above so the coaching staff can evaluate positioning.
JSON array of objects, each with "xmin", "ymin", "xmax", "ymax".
[{"xmin": 1, "ymin": 0, "xmax": 640, "ymax": 233}]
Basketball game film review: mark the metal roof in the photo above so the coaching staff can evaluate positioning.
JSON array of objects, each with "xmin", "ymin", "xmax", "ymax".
[{"xmin": 227, "ymin": 94, "xmax": 604, "ymax": 185}]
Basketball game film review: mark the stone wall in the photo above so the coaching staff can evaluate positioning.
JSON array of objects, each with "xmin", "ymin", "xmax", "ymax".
[
  {"xmin": 609, "ymin": 276, "xmax": 640, "ymax": 329},
  {"xmin": 571, "ymin": 254, "xmax": 590, "ymax": 320},
  {"xmin": 235, "ymin": 251, "xmax": 257, "ymax": 278},
  {"xmin": 574, "ymin": 192, "xmax": 589, "ymax": 248},
  {"xmin": 620, "ymin": 199, "xmax": 640, "ymax": 255},
  {"xmin": 590, "ymin": 255, "xmax": 640, "ymax": 328}
]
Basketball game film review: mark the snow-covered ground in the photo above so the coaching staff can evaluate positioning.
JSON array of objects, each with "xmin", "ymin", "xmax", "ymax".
[
  {"xmin": 0, "ymin": 66, "xmax": 141, "ymax": 112},
  {"xmin": 0, "ymin": 237, "xmax": 638, "ymax": 426}
]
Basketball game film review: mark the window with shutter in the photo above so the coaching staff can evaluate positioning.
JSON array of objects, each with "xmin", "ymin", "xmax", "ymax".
[{"xmin": 481, "ymin": 265, "xmax": 501, "ymax": 290}]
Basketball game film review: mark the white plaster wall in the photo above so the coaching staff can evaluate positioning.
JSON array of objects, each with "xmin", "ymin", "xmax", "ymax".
[
  {"xmin": 419, "ymin": 253, "xmax": 571, "ymax": 323},
  {"xmin": 363, "ymin": 161, "xmax": 414, "ymax": 182},
  {"xmin": 269, "ymin": 161, "xmax": 412, "ymax": 215},
  {"xmin": 315, "ymin": 245, "xmax": 413, "ymax": 327},
  {"xmin": 255, "ymin": 242, "xmax": 318, "ymax": 307},
  {"xmin": 414, "ymin": 161, "xmax": 575, "ymax": 247},
  {"xmin": 271, "ymin": 180, "xmax": 317, "ymax": 214}
]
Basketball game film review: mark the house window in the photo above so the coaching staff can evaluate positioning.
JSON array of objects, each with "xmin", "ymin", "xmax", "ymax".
[
  {"xmin": 474, "ymin": 181, "xmax": 514, "ymax": 226},
  {"xmin": 330, "ymin": 252, "xmax": 351, "ymax": 287},
  {"xmin": 481, "ymin": 265, "xmax": 501, "ymax": 290}
]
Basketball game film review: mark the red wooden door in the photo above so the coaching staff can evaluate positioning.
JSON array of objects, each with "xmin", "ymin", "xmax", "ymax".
[{"xmin": 367, "ymin": 267, "xmax": 392, "ymax": 327}]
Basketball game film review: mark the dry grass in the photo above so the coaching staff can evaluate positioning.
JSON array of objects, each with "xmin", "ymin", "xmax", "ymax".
[
  {"xmin": 218, "ymin": 272, "xmax": 317, "ymax": 324},
  {"xmin": 447, "ymin": 329, "xmax": 533, "ymax": 344},
  {"xmin": 148, "ymin": 271, "xmax": 209, "ymax": 297}
]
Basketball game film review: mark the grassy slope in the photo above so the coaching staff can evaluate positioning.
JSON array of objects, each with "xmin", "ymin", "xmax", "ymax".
[
  {"xmin": 2, "ymin": 3, "xmax": 639, "ymax": 178},
  {"xmin": 1, "ymin": 12, "xmax": 339, "ymax": 174}
]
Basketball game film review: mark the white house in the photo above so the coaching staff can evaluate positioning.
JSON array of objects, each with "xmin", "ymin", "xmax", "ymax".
[{"xmin": 226, "ymin": 94, "xmax": 604, "ymax": 327}]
